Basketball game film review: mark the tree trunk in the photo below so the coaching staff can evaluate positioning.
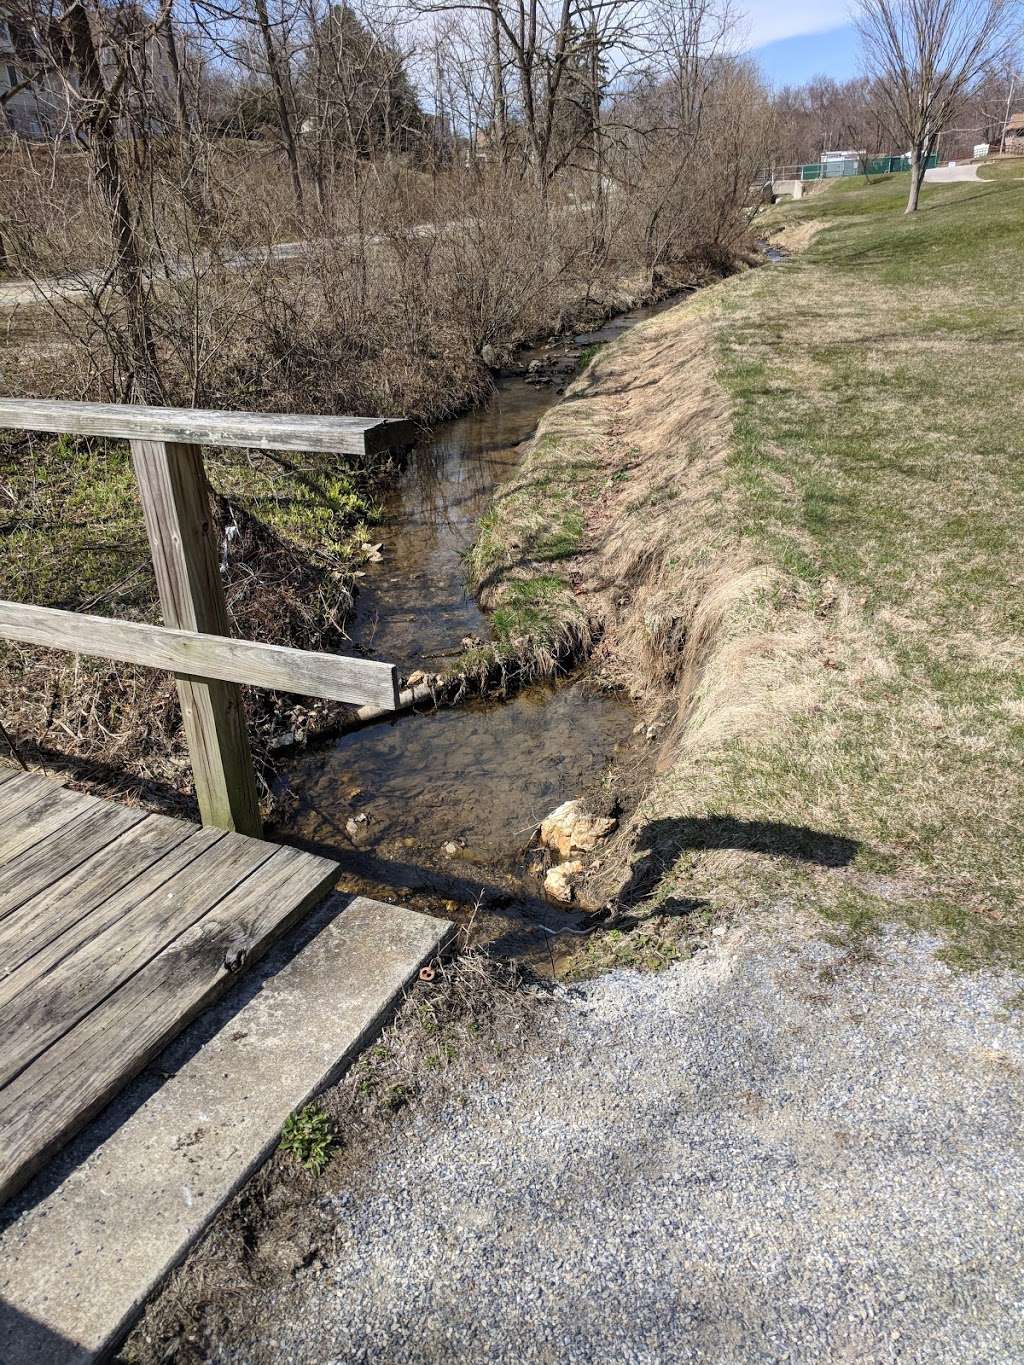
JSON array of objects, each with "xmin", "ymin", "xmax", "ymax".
[
  {"xmin": 162, "ymin": 6, "xmax": 191, "ymax": 134},
  {"xmin": 488, "ymin": 3, "xmax": 508, "ymax": 167},
  {"xmin": 253, "ymin": 0, "xmax": 305, "ymax": 219},
  {"xmin": 906, "ymin": 146, "xmax": 924, "ymax": 212},
  {"xmin": 62, "ymin": 2, "xmax": 164, "ymax": 404},
  {"xmin": 588, "ymin": 22, "xmax": 606, "ymax": 255}
]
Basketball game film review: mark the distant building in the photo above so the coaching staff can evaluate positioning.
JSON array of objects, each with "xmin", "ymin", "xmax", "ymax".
[
  {"xmin": 1001, "ymin": 112, "xmax": 1024, "ymax": 155},
  {"xmin": 0, "ymin": 3, "xmax": 178, "ymax": 141},
  {"xmin": 0, "ymin": 7, "xmax": 67, "ymax": 138},
  {"xmin": 820, "ymin": 149, "xmax": 866, "ymax": 177}
]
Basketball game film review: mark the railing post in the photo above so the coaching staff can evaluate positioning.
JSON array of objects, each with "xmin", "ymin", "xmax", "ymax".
[{"xmin": 130, "ymin": 438, "xmax": 262, "ymax": 837}]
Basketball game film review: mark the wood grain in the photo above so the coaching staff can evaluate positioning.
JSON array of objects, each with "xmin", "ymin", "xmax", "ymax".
[
  {"xmin": 0, "ymin": 780, "xmax": 100, "ymax": 864},
  {"xmin": 0, "ymin": 812, "xmax": 195, "ymax": 975},
  {"xmin": 0, "ymin": 600, "xmax": 399, "ymax": 708},
  {"xmin": 0, "ymin": 800, "xmax": 144, "ymax": 921},
  {"xmin": 132, "ymin": 438, "xmax": 262, "ymax": 837},
  {"xmin": 0, "ymin": 835, "xmax": 338, "ymax": 1203},
  {"xmin": 0, "ymin": 399, "xmax": 416, "ymax": 457},
  {"xmin": 0, "ymin": 829, "xmax": 269, "ymax": 1083}
]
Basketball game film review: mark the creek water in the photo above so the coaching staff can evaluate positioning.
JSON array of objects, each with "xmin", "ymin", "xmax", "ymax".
[{"xmin": 276, "ymin": 300, "xmax": 675, "ymax": 968}]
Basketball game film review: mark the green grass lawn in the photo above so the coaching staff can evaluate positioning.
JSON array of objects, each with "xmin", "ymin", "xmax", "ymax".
[
  {"xmin": 687, "ymin": 171, "xmax": 1024, "ymax": 966},
  {"xmin": 466, "ymin": 170, "xmax": 1023, "ymax": 974},
  {"xmin": 0, "ymin": 432, "xmax": 381, "ymax": 615},
  {"xmin": 977, "ymin": 157, "xmax": 1024, "ymax": 180}
]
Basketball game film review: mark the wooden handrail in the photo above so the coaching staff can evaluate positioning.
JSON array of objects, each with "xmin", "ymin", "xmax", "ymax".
[
  {"xmin": 0, "ymin": 602, "xmax": 399, "ymax": 709},
  {"xmin": 0, "ymin": 399, "xmax": 409, "ymax": 837},
  {"xmin": 0, "ymin": 399, "xmax": 417, "ymax": 458}
]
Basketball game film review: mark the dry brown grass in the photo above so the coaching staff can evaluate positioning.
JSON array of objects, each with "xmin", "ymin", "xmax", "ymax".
[{"xmin": 469, "ymin": 174, "xmax": 1024, "ymax": 974}]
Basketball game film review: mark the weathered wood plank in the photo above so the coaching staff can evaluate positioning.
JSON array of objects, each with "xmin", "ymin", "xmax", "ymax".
[
  {"xmin": 0, "ymin": 830, "xmax": 272, "ymax": 1083},
  {"xmin": 0, "ymin": 781, "xmax": 102, "ymax": 865},
  {"xmin": 0, "ymin": 800, "xmax": 144, "ymax": 921},
  {"xmin": 0, "ymin": 842, "xmax": 338, "ymax": 1203},
  {"xmin": 0, "ymin": 399, "xmax": 416, "ymax": 458},
  {"xmin": 0, "ymin": 600, "xmax": 399, "ymax": 709},
  {"xmin": 0, "ymin": 772, "xmax": 57, "ymax": 826},
  {"xmin": 0, "ymin": 814, "xmax": 202, "ymax": 978},
  {"xmin": 132, "ymin": 438, "xmax": 262, "ymax": 837}
]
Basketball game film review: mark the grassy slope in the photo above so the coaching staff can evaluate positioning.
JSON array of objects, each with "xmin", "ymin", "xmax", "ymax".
[
  {"xmin": 977, "ymin": 157, "xmax": 1024, "ymax": 180},
  {"xmin": 693, "ymin": 173, "xmax": 1024, "ymax": 966},
  {"xmin": 479, "ymin": 171, "xmax": 1024, "ymax": 971},
  {"xmin": 0, "ymin": 436, "xmax": 381, "ymax": 612}
]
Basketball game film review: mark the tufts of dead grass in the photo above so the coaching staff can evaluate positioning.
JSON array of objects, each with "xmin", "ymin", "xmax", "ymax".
[{"xmin": 468, "ymin": 174, "xmax": 1024, "ymax": 974}]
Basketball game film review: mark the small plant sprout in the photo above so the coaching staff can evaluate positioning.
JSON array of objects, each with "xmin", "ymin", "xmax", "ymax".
[{"xmin": 279, "ymin": 1103, "xmax": 337, "ymax": 1174}]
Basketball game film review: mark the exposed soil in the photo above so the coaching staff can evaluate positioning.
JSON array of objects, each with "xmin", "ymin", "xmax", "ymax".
[{"xmin": 270, "ymin": 299, "xmax": 695, "ymax": 973}]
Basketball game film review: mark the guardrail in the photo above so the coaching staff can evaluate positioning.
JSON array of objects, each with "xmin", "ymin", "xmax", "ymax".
[{"xmin": 0, "ymin": 400, "xmax": 415, "ymax": 836}]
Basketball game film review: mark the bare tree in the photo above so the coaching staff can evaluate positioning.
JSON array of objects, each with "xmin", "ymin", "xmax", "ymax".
[
  {"xmin": 56, "ymin": 0, "xmax": 169, "ymax": 401},
  {"xmin": 855, "ymin": 0, "xmax": 1020, "ymax": 212}
]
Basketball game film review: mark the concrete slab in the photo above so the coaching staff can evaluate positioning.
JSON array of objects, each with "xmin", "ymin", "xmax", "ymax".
[
  {"xmin": 0, "ymin": 894, "xmax": 452, "ymax": 1364},
  {"xmin": 924, "ymin": 162, "xmax": 981, "ymax": 182}
]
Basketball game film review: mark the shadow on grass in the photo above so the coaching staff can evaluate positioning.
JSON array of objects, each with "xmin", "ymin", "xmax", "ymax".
[{"xmin": 617, "ymin": 814, "xmax": 859, "ymax": 907}]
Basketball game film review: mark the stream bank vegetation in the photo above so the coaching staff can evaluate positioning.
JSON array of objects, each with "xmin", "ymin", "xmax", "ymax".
[
  {"xmin": 0, "ymin": 0, "xmax": 772, "ymax": 812},
  {"xmin": 473, "ymin": 170, "xmax": 1024, "ymax": 976}
]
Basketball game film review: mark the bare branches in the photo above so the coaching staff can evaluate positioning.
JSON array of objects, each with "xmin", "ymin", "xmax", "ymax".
[{"xmin": 854, "ymin": 0, "xmax": 1021, "ymax": 209}]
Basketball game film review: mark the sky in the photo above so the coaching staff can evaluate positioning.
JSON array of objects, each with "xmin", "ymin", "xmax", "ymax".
[
  {"xmin": 752, "ymin": 26, "xmax": 862, "ymax": 87},
  {"xmin": 740, "ymin": 0, "xmax": 862, "ymax": 88}
]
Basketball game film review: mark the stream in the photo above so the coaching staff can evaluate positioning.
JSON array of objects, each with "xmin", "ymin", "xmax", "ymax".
[{"xmin": 276, "ymin": 299, "xmax": 677, "ymax": 970}]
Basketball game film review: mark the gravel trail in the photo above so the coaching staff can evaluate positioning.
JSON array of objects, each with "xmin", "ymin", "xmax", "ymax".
[{"xmin": 228, "ymin": 927, "xmax": 1024, "ymax": 1364}]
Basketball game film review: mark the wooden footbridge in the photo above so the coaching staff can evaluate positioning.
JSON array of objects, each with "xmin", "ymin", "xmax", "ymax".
[{"xmin": 0, "ymin": 399, "xmax": 415, "ymax": 1206}]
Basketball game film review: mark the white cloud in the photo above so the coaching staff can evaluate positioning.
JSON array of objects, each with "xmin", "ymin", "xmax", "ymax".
[{"xmin": 738, "ymin": 0, "xmax": 852, "ymax": 48}]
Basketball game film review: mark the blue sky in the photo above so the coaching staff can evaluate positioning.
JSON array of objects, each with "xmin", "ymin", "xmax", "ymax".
[
  {"xmin": 738, "ymin": 0, "xmax": 862, "ymax": 87},
  {"xmin": 753, "ymin": 26, "xmax": 861, "ymax": 87}
]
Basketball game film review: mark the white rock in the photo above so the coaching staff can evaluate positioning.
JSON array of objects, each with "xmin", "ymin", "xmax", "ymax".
[
  {"xmin": 544, "ymin": 860, "xmax": 584, "ymax": 903},
  {"xmin": 539, "ymin": 799, "xmax": 617, "ymax": 859}
]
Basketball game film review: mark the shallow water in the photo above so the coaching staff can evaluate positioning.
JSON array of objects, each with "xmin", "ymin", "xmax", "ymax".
[{"xmin": 277, "ymin": 300, "xmax": 677, "ymax": 967}]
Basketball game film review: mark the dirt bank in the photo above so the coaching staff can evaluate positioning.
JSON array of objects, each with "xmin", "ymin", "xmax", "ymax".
[
  {"xmin": 465, "ymin": 286, "xmax": 782, "ymax": 963},
  {"xmin": 469, "ymin": 171, "xmax": 1024, "ymax": 975}
]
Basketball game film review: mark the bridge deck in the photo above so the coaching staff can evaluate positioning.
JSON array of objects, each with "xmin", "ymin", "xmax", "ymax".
[{"xmin": 0, "ymin": 766, "xmax": 338, "ymax": 1204}]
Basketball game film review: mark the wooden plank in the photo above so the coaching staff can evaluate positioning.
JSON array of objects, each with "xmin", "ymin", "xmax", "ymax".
[
  {"xmin": 0, "ymin": 781, "xmax": 102, "ymax": 865},
  {"xmin": 0, "ymin": 814, "xmax": 201, "ymax": 978},
  {"xmin": 0, "ymin": 842, "xmax": 338, "ymax": 1203},
  {"xmin": 0, "ymin": 899, "xmax": 450, "ymax": 1363},
  {"xmin": 0, "ymin": 829, "xmax": 272, "ymax": 1083},
  {"xmin": 132, "ymin": 438, "xmax": 262, "ymax": 837},
  {"xmin": 0, "ymin": 600, "xmax": 399, "ymax": 709},
  {"xmin": 0, "ymin": 772, "xmax": 58, "ymax": 827},
  {"xmin": 0, "ymin": 800, "xmax": 145, "ymax": 921},
  {"xmin": 0, "ymin": 399, "xmax": 416, "ymax": 458}
]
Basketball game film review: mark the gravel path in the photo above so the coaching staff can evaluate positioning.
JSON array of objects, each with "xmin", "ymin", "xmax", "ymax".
[{"xmin": 230, "ymin": 927, "xmax": 1024, "ymax": 1363}]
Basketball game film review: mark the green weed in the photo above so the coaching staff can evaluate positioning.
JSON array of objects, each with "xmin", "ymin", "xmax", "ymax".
[{"xmin": 279, "ymin": 1103, "xmax": 337, "ymax": 1174}]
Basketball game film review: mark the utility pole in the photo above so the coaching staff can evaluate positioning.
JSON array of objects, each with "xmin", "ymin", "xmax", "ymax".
[{"xmin": 999, "ymin": 72, "xmax": 1016, "ymax": 153}]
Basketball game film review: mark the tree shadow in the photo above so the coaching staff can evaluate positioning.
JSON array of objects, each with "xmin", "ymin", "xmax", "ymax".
[{"xmin": 616, "ymin": 814, "xmax": 859, "ymax": 908}]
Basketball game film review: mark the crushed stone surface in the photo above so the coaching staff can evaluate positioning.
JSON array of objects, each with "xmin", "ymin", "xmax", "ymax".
[{"xmin": 222, "ymin": 929, "xmax": 1024, "ymax": 1363}]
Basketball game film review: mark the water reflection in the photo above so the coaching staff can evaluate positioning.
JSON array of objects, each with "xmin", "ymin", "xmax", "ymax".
[{"xmin": 278, "ymin": 299, "xmax": 677, "ymax": 967}]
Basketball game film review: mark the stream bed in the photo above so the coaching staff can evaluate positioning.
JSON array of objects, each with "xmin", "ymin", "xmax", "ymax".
[{"xmin": 276, "ymin": 300, "xmax": 675, "ymax": 969}]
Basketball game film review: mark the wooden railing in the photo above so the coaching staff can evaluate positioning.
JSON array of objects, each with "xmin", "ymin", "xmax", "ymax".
[{"xmin": 0, "ymin": 400, "xmax": 416, "ymax": 838}]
